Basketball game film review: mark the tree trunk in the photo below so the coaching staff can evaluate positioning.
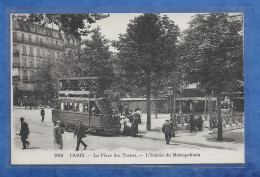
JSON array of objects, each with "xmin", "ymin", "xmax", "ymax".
[
  {"xmin": 146, "ymin": 77, "xmax": 151, "ymax": 131},
  {"xmin": 169, "ymin": 93, "xmax": 172, "ymax": 119},
  {"xmin": 209, "ymin": 94, "xmax": 212, "ymax": 130},
  {"xmin": 154, "ymin": 95, "xmax": 158, "ymax": 119},
  {"xmin": 217, "ymin": 93, "xmax": 223, "ymax": 140},
  {"xmin": 179, "ymin": 100, "xmax": 182, "ymax": 114},
  {"xmin": 173, "ymin": 91, "xmax": 176, "ymax": 122},
  {"xmin": 204, "ymin": 95, "xmax": 208, "ymax": 121}
]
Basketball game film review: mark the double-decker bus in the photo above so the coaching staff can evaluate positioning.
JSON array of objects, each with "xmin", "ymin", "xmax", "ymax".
[{"xmin": 52, "ymin": 77, "xmax": 121, "ymax": 134}]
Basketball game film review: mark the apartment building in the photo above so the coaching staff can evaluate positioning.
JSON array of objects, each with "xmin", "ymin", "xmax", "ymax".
[{"xmin": 12, "ymin": 20, "xmax": 80, "ymax": 106}]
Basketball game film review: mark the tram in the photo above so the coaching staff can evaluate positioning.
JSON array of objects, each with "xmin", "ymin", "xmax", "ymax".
[{"xmin": 52, "ymin": 77, "xmax": 121, "ymax": 134}]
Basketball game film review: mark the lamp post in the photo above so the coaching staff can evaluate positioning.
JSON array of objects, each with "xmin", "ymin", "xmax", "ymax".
[
  {"xmin": 179, "ymin": 89, "xmax": 183, "ymax": 114},
  {"xmin": 167, "ymin": 87, "xmax": 173, "ymax": 120}
]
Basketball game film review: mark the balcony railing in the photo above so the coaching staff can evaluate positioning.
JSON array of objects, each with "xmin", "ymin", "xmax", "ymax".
[
  {"xmin": 13, "ymin": 36, "xmax": 65, "ymax": 51},
  {"xmin": 13, "ymin": 62, "xmax": 36, "ymax": 69}
]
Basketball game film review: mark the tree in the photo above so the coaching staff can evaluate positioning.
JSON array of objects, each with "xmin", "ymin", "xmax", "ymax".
[
  {"xmin": 114, "ymin": 13, "xmax": 180, "ymax": 130},
  {"xmin": 12, "ymin": 14, "xmax": 109, "ymax": 40},
  {"xmin": 33, "ymin": 59, "xmax": 56, "ymax": 97},
  {"xmin": 78, "ymin": 27, "xmax": 114, "ymax": 78},
  {"xmin": 181, "ymin": 13, "xmax": 243, "ymax": 140},
  {"xmin": 53, "ymin": 50, "xmax": 79, "ymax": 78},
  {"xmin": 33, "ymin": 50, "xmax": 80, "ymax": 97}
]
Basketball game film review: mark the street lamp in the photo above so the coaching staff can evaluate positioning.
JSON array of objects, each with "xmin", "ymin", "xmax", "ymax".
[{"xmin": 167, "ymin": 86, "xmax": 174, "ymax": 120}]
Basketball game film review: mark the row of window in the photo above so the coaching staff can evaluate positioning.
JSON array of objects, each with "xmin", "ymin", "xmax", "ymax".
[
  {"xmin": 14, "ymin": 31, "xmax": 80, "ymax": 47},
  {"xmin": 61, "ymin": 102, "xmax": 88, "ymax": 112},
  {"xmin": 13, "ymin": 32, "xmax": 64, "ymax": 46},
  {"xmin": 19, "ymin": 64, "xmax": 59, "ymax": 80},
  {"xmin": 67, "ymin": 38, "xmax": 79, "ymax": 46},
  {"xmin": 21, "ymin": 45, "xmax": 63, "ymax": 59},
  {"xmin": 16, "ymin": 21, "xmax": 61, "ymax": 39},
  {"xmin": 60, "ymin": 102, "xmax": 101, "ymax": 114},
  {"xmin": 17, "ymin": 57, "xmax": 59, "ymax": 68}
]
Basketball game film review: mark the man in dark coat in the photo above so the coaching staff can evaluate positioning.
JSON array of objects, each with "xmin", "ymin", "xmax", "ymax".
[
  {"xmin": 196, "ymin": 115, "xmax": 203, "ymax": 131},
  {"xmin": 19, "ymin": 117, "xmax": 30, "ymax": 149},
  {"xmin": 188, "ymin": 112, "xmax": 196, "ymax": 133},
  {"xmin": 40, "ymin": 108, "xmax": 45, "ymax": 122},
  {"xmin": 74, "ymin": 120, "xmax": 87, "ymax": 151},
  {"xmin": 131, "ymin": 113, "xmax": 139, "ymax": 137},
  {"xmin": 162, "ymin": 120, "xmax": 174, "ymax": 144},
  {"xmin": 119, "ymin": 104, "xmax": 123, "ymax": 116}
]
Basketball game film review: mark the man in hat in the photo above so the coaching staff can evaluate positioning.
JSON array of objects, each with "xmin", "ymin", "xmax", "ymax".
[
  {"xmin": 162, "ymin": 119, "xmax": 174, "ymax": 144},
  {"xmin": 40, "ymin": 108, "xmax": 45, "ymax": 122},
  {"xmin": 19, "ymin": 117, "xmax": 30, "ymax": 149},
  {"xmin": 119, "ymin": 103, "xmax": 123, "ymax": 116},
  {"xmin": 188, "ymin": 112, "xmax": 196, "ymax": 133},
  {"xmin": 74, "ymin": 120, "xmax": 87, "ymax": 151}
]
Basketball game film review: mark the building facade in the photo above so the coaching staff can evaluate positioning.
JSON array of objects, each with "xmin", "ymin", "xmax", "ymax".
[{"xmin": 12, "ymin": 20, "xmax": 80, "ymax": 106}]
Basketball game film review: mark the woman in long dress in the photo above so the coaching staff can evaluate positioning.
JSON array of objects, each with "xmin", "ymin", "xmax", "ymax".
[{"xmin": 53, "ymin": 122, "xmax": 65, "ymax": 149}]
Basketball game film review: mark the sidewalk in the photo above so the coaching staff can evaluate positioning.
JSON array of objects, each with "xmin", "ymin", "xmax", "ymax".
[{"xmin": 138, "ymin": 114, "xmax": 244, "ymax": 150}]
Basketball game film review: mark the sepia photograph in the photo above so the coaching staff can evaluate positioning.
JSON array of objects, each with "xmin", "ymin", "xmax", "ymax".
[{"xmin": 10, "ymin": 13, "xmax": 244, "ymax": 164}]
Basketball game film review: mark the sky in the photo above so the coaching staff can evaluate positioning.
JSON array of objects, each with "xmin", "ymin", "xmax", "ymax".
[{"xmin": 87, "ymin": 13, "xmax": 197, "ymax": 41}]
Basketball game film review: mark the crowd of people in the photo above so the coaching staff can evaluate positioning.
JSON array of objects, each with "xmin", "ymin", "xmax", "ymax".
[
  {"xmin": 120, "ymin": 110, "xmax": 142, "ymax": 137},
  {"xmin": 187, "ymin": 113, "xmax": 204, "ymax": 132}
]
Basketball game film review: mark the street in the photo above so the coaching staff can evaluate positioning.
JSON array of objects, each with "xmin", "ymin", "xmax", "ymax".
[{"xmin": 13, "ymin": 108, "xmax": 212, "ymax": 151}]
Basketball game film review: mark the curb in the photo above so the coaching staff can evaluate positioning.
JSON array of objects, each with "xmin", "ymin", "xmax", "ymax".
[{"xmin": 140, "ymin": 134, "xmax": 236, "ymax": 150}]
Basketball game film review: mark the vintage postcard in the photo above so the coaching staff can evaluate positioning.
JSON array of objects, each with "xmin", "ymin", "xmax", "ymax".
[{"xmin": 11, "ymin": 13, "xmax": 244, "ymax": 165}]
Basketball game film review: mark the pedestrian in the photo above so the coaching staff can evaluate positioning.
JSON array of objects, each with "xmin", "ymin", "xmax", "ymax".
[
  {"xmin": 124, "ymin": 105, "xmax": 129, "ymax": 115},
  {"xmin": 24, "ymin": 100, "xmax": 28, "ymax": 110},
  {"xmin": 196, "ymin": 115, "xmax": 203, "ymax": 131},
  {"xmin": 135, "ymin": 105, "xmax": 140, "ymax": 112},
  {"xmin": 127, "ymin": 110, "xmax": 134, "ymax": 123},
  {"xmin": 131, "ymin": 113, "xmax": 139, "ymax": 137},
  {"xmin": 19, "ymin": 117, "xmax": 30, "ymax": 149},
  {"xmin": 180, "ymin": 114, "xmax": 185, "ymax": 126},
  {"xmin": 120, "ymin": 117, "xmax": 131, "ymax": 136},
  {"xmin": 40, "ymin": 108, "xmax": 45, "ymax": 122},
  {"xmin": 53, "ymin": 121, "xmax": 65, "ymax": 150},
  {"xmin": 188, "ymin": 112, "xmax": 196, "ymax": 133},
  {"xmin": 91, "ymin": 106, "xmax": 99, "ymax": 115},
  {"xmin": 119, "ymin": 103, "xmax": 123, "ymax": 116},
  {"xmin": 162, "ymin": 120, "xmax": 174, "ymax": 144},
  {"xmin": 177, "ymin": 115, "xmax": 181, "ymax": 124},
  {"xmin": 74, "ymin": 120, "xmax": 87, "ymax": 151}
]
